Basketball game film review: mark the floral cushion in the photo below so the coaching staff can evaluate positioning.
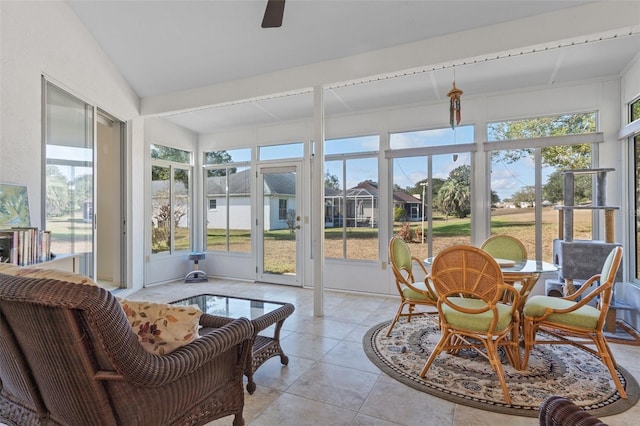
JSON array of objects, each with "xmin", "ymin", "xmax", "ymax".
[{"xmin": 118, "ymin": 298, "xmax": 202, "ymax": 355}]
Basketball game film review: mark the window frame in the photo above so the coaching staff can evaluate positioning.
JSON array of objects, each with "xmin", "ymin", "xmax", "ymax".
[{"xmin": 150, "ymin": 145, "xmax": 193, "ymax": 256}]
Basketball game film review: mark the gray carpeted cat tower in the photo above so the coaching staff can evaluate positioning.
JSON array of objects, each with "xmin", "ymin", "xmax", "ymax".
[{"xmin": 548, "ymin": 168, "xmax": 636, "ymax": 340}]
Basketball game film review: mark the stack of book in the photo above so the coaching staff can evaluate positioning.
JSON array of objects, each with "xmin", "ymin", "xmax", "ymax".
[{"xmin": 0, "ymin": 228, "xmax": 52, "ymax": 266}]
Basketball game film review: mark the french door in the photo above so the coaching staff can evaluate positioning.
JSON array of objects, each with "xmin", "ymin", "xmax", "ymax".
[{"xmin": 256, "ymin": 163, "xmax": 302, "ymax": 286}]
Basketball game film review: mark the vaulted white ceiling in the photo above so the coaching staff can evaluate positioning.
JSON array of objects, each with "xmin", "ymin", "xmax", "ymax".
[{"xmin": 68, "ymin": 1, "xmax": 640, "ymax": 133}]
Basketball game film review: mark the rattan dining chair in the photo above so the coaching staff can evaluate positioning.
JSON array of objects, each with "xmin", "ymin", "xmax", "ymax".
[
  {"xmin": 481, "ymin": 234, "xmax": 529, "ymax": 299},
  {"xmin": 387, "ymin": 236, "xmax": 438, "ymax": 336},
  {"xmin": 481, "ymin": 234, "xmax": 528, "ymax": 263},
  {"xmin": 419, "ymin": 245, "xmax": 521, "ymax": 404},
  {"xmin": 522, "ymin": 246, "xmax": 626, "ymax": 398}
]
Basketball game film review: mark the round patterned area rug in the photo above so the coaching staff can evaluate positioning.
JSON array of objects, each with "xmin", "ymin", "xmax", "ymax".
[{"xmin": 363, "ymin": 315, "xmax": 639, "ymax": 417}]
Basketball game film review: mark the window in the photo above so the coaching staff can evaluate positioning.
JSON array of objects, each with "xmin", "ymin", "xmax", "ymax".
[
  {"xmin": 325, "ymin": 135, "xmax": 379, "ymax": 261},
  {"xmin": 389, "ymin": 126, "xmax": 474, "ymax": 260},
  {"xmin": 204, "ymin": 149, "xmax": 251, "ymax": 253},
  {"xmin": 278, "ymin": 199, "xmax": 287, "ymax": 220},
  {"xmin": 259, "ymin": 142, "xmax": 304, "ymax": 160},
  {"xmin": 487, "ymin": 112, "xmax": 595, "ymax": 261},
  {"xmin": 150, "ymin": 144, "xmax": 191, "ymax": 254}
]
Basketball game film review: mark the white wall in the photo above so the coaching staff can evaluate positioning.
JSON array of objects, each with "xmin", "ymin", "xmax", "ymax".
[{"xmin": 0, "ymin": 1, "xmax": 145, "ymax": 289}]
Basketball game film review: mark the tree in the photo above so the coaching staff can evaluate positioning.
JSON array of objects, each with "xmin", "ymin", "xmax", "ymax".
[
  {"xmin": 632, "ymin": 100, "xmax": 640, "ymax": 121},
  {"xmin": 73, "ymin": 174, "xmax": 93, "ymax": 209},
  {"xmin": 393, "ymin": 206, "xmax": 406, "ymax": 222},
  {"xmin": 511, "ymin": 185, "xmax": 535, "ymax": 206},
  {"xmin": 491, "ymin": 190, "xmax": 500, "ymax": 205},
  {"xmin": 436, "ymin": 165, "xmax": 471, "ymax": 218},
  {"xmin": 408, "ymin": 178, "xmax": 446, "ymax": 202},
  {"xmin": 204, "ymin": 150, "xmax": 236, "ymax": 176},
  {"xmin": 325, "ymin": 171, "xmax": 340, "ymax": 190},
  {"xmin": 46, "ymin": 166, "xmax": 70, "ymax": 217},
  {"xmin": 543, "ymin": 171, "xmax": 592, "ymax": 204}
]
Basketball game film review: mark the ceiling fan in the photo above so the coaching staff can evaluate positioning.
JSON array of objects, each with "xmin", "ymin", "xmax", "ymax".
[{"xmin": 262, "ymin": 0, "xmax": 285, "ymax": 28}]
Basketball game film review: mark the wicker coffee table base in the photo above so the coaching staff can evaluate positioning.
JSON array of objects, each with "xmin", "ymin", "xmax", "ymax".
[{"xmin": 246, "ymin": 334, "xmax": 290, "ymax": 394}]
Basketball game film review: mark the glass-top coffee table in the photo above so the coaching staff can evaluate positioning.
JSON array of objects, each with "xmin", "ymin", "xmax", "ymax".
[{"xmin": 171, "ymin": 294, "xmax": 295, "ymax": 394}]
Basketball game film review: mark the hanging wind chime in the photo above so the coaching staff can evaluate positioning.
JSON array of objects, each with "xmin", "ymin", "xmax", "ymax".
[{"xmin": 447, "ymin": 79, "xmax": 463, "ymax": 161}]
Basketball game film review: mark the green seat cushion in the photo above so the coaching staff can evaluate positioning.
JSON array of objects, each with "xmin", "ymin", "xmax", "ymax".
[
  {"xmin": 523, "ymin": 295, "xmax": 600, "ymax": 329},
  {"xmin": 402, "ymin": 281, "xmax": 437, "ymax": 302},
  {"xmin": 441, "ymin": 297, "xmax": 513, "ymax": 333}
]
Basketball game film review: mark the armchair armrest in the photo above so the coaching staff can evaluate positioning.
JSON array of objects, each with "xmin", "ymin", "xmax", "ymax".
[
  {"xmin": 562, "ymin": 274, "xmax": 601, "ymax": 301},
  {"xmin": 102, "ymin": 316, "xmax": 254, "ymax": 388}
]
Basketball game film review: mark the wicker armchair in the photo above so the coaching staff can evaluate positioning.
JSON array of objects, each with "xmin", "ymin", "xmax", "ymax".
[
  {"xmin": 0, "ymin": 273, "xmax": 254, "ymax": 426},
  {"xmin": 539, "ymin": 395, "xmax": 607, "ymax": 426}
]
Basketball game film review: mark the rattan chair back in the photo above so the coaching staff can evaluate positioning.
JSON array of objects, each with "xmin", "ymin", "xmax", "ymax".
[
  {"xmin": 481, "ymin": 234, "xmax": 528, "ymax": 262},
  {"xmin": 386, "ymin": 236, "xmax": 437, "ymax": 337},
  {"xmin": 389, "ymin": 236, "xmax": 416, "ymax": 289},
  {"xmin": 430, "ymin": 244, "xmax": 504, "ymax": 302}
]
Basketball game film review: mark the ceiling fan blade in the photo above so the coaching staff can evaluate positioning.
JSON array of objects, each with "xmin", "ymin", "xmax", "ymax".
[{"xmin": 262, "ymin": 0, "xmax": 285, "ymax": 28}]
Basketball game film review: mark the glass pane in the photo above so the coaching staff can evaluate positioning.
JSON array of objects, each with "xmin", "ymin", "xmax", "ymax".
[
  {"xmin": 151, "ymin": 165, "xmax": 170, "ymax": 254},
  {"xmin": 173, "ymin": 168, "xmax": 190, "ymax": 252},
  {"xmin": 324, "ymin": 159, "xmax": 345, "ymax": 258},
  {"xmin": 262, "ymin": 171, "xmax": 297, "ymax": 274},
  {"xmin": 151, "ymin": 144, "xmax": 191, "ymax": 163},
  {"xmin": 45, "ymin": 164, "xmax": 93, "ymax": 258},
  {"xmin": 631, "ymin": 98, "xmax": 640, "ymax": 122},
  {"xmin": 205, "ymin": 166, "xmax": 251, "ymax": 253},
  {"xmin": 345, "ymin": 157, "xmax": 378, "ymax": 260},
  {"xmin": 259, "ymin": 142, "xmax": 303, "ymax": 160},
  {"xmin": 431, "ymin": 153, "xmax": 472, "ymax": 253},
  {"xmin": 389, "ymin": 125, "xmax": 473, "ymax": 149},
  {"xmin": 490, "ymin": 149, "xmax": 538, "ymax": 258},
  {"xmin": 487, "ymin": 112, "xmax": 596, "ymax": 141},
  {"xmin": 204, "ymin": 148, "xmax": 251, "ymax": 164},
  {"xmin": 324, "ymin": 157, "xmax": 379, "ymax": 261},
  {"xmin": 325, "ymin": 135, "xmax": 379, "ymax": 155},
  {"xmin": 490, "ymin": 146, "xmax": 592, "ymax": 262},
  {"xmin": 392, "ymin": 156, "xmax": 428, "ymax": 261},
  {"xmin": 45, "ymin": 83, "xmax": 94, "ymax": 276}
]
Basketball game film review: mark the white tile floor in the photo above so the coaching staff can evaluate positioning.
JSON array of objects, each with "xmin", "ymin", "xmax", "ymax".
[{"xmin": 129, "ymin": 279, "xmax": 640, "ymax": 426}]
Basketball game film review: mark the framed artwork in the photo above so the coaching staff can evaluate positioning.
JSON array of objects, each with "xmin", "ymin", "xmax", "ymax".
[{"xmin": 0, "ymin": 183, "xmax": 31, "ymax": 228}]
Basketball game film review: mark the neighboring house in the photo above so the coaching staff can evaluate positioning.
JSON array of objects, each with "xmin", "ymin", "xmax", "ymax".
[
  {"xmin": 325, "ymin": 181, "xmax": 422, "ymax": 227},
  {"xmin": 325, "ymin": 181, "xmax": 378, "ymax": 228},
  {"xmin": 205, "ymin": 169, "xmax": 295, "ymax": 231},
  {"xmin": 195, "ymin": 175, "xmax": 421, "ymax": 229},
  {"xmin": 393, "ymin": 190, "xmax": 423, "ymax": 221}
]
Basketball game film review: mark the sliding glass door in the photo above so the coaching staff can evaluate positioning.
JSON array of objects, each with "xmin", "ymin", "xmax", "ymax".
[{"xmin": 44, "ymin": 81, "xmax": 95, "ymax": 277}]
